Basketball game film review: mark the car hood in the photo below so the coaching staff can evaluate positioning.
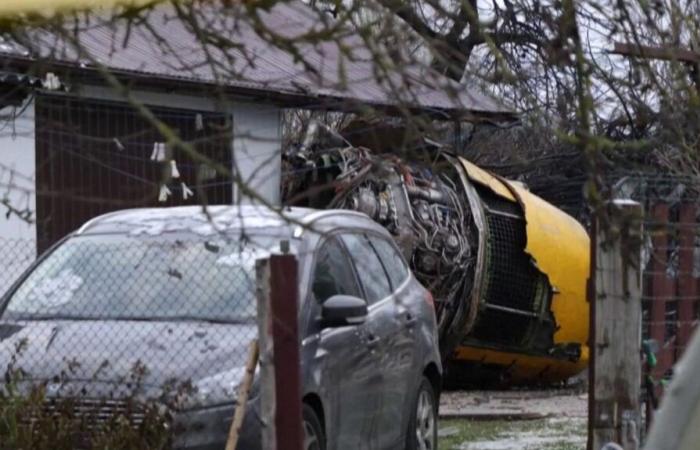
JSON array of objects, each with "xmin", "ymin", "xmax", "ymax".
[{"xmin": 0, "ymin": 319, "xmax": 257, "ymax": 406}]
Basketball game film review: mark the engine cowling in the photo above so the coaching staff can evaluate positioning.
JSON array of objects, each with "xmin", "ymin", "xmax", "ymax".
[{"xmin": 283, "ymin": 146, "xmax": 590, "ymax": 386}]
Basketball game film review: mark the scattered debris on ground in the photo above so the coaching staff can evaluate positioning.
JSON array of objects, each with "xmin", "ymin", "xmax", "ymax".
[
  {"xmin": 439, "ymin": 389, "xmax": 587, "ymax": 449},
  {"xmin": 440, "ymin": 388, "xmax": 587, "ymax": 419}
]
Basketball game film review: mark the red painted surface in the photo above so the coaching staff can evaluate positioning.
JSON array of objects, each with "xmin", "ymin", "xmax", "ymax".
[
  {"xmin": 270, "ymin": 255, "xmax": 303, "ymax": 450},
  {"xmin": 649, "ymin": 204, "xmax": 672, "ymax": 378},
  {"xmin": 677, "ymin": 204, "xmax": 698, "ymax": 354}
]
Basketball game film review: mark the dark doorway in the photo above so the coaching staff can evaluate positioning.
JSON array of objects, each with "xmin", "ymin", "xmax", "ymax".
[{"xmin": 35, "ymin": 94, "xmax": 232, "ymax": 253}]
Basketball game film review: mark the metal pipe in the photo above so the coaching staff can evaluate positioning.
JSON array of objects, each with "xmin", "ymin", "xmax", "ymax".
[
  {"xmin": 406, "ymin": 185, "xmax": 448, "ymax": 204},
  {"xmin": 483, "ymin": 303, "xmax": 540, "ymax": 318}
]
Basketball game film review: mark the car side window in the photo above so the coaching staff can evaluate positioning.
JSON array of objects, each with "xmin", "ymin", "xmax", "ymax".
[
  {"xmin": 311, "ymin": 237, "xmax": 361, "ymax": 303},
  {"xmin": 367, "ymin": 235, "xmax": 409, "ymax": 290},
  {"xmin": 340, "ymin": 233, "xmax": 392, "ymax": 304}
]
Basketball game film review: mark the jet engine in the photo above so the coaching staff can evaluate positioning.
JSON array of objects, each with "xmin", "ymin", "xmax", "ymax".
[{"xmin": 283, "ymin": 143, "xmax": 590, "ymax": 386}]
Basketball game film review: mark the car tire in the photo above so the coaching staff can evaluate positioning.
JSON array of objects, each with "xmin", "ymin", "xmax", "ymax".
[
  {"xmin": 406, "ymin": 376, "xmax": 438, "ymax": 450},
  {"xmin": 303, "ymin": 403, "xmax": 326, "ymax": 450}
]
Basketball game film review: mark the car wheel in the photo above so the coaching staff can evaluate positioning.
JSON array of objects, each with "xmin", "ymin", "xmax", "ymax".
[
  {"xmin": 406, "ymin": 377, "xmax": 438, "ymax": 450},
  {"xmin": 303, "ymin": 403, "xmax": 325, "ymax": 450}
]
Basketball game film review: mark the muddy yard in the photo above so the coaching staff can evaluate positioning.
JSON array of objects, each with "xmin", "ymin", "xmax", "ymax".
[{"xmin": 438, "ymin": 389, "xmax": 587, "ymax": 450}]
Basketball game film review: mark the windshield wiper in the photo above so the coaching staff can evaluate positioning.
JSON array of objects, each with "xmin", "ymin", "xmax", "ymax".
[
  {"xmin": 106, "ymin": 315, "xmax": 254, "ymax": 325},
  {"xmin": 5, "ymin": 314, "xmax": 253, "ymax": 325},
  {"xmin": 163, "ymin": 315, "xmax": 253, "ymax": 325},
  {"xmin": 8, "ymin": 314, "xmax": 100, "ymax": 322}
]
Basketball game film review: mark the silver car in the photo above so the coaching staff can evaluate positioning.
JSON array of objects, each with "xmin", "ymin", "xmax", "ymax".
[{"xmin": 0, "ymin": 206, "xmax": 442, "ymax": 450}]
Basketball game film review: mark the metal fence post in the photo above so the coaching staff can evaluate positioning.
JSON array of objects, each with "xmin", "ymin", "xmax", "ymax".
[
  {"xmin": 269, "ymin": 254, "xmax": 303, "ymax": 450},
  {"xmin": 590, "ymin": 200, "xmax": 643, "ymax": 450}
]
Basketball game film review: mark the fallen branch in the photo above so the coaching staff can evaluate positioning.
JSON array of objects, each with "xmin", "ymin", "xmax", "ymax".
[{"xmin": 225, "ymin": 339, "xmax": 260, "ymax": 450}]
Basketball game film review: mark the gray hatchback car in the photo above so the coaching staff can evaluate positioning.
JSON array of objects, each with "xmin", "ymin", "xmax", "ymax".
[{"xmin": 0, "ymin": 205, "xmax": 441, "ymax": 450}]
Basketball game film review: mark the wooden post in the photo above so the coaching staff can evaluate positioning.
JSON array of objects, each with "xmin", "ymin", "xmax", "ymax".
[
  {"xmin": 269, "ymin": 254, "xmax": 303, "ymax": 450},
  {"xmin": 590, "ymin": 200, "xmax": 643, "ymax": 450},
  {"xmin": 256, "ymin": 258, "xmax": 277, "ymax": 450},
  {"xmin": 587, "ymin": 216, "xmax": 597, "ymax": 450},
  {"xmin": 225, "ymin": 340, "xmax": 260, "ymax": 450}
]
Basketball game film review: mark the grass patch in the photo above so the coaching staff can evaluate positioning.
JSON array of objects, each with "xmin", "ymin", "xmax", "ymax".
[{"xmin": 439, "ymin": 417, "xmax": 586, "ymax": 450}]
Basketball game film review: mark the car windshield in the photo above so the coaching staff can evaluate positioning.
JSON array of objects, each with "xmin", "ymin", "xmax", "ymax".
[{"xmin": 2, "ymin": 233, "xmax": 289, "ymax": 323}]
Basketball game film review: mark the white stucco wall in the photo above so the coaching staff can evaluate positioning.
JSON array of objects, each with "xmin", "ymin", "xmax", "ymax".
[
  {"xmin": 0, "ymin": 97, "xmax": 37, "ymax": 295},
  {"xmin": 231, "ymin": 102, "xmax": 282, "ymax": 205}
]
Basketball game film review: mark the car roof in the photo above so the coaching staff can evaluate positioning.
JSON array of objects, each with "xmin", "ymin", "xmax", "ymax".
[{"xmin": 75, "ymin": 205, "xmax": 385, "ymax": 237}]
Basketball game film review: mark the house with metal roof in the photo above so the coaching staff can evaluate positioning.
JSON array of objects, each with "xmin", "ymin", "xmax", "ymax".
[{"xmin": 0, "ymin": 1, "xmax": 512, "ymax": 256}]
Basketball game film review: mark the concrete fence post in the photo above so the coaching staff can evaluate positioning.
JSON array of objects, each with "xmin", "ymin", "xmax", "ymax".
[{"xmin": 590, "ymin": 199, "xmax": 643, "ymax": 450}]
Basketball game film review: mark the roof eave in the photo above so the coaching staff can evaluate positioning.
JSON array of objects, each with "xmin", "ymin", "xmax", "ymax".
[{"xmin": 1, "ymin": 54, "xmax": 519, "ymax": 121}]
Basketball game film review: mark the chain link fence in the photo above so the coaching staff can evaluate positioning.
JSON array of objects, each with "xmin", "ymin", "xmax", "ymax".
[
  {"xmin": 0, "ymin": 232, "xmax": 297, "ymax": 450},
  {"xmin": 0, "ymin": 238, "xmax": 36, "ymax": 297},
  {"xmin": 640, "ymin": 201, "xmax": 700, "ymax": 424},
  {"xmin": 589, "ymin": 174, "xmax": 700, "ymax": 447},
  {"xmin": 615, "ymin": 175, "xmax": 700, "ymax": 404}
]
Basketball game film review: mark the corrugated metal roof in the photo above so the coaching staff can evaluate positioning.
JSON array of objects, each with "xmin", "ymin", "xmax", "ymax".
[{"xmin": 0, "ymin": 2, "xmax": 514, "ymax": 117}]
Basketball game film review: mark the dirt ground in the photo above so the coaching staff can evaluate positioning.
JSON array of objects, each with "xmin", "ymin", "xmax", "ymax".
[{"xmin": 438, "ymin": 389, "xmax": 587, "ymax": 450}]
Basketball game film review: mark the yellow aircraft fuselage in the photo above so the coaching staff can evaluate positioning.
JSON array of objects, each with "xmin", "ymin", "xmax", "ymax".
[{"xmin": 447, "ymin": 157, "xmax": 589, "ymax": 384}]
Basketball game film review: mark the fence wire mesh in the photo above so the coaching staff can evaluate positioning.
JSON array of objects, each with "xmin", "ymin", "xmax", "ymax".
[
  {"xmin": 642, "ymin": 203, "xmax": 700, "ymax": 379},
  {"xmin": 605, "ymin": 174, "xmax": 700, "ymax": 430},
  {"xmin": 0, "ymin": 238, "xmax": 36, "ymax": 297},
  {"xmin": 33, "ymin": 94, "xmax": 234, "ymax": 254},
  {"xmin": 0, "ymin": 231, "xmax": 277, "ymax": 449}
]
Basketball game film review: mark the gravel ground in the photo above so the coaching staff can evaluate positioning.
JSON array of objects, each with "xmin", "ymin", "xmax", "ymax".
[
  {"xmin": 439, "ymin": 417, "xmax": 587, "ymax": 450},
  {"xmin": 438, "ymin": 389, "xmax": 588, "ymax": 450},
  {"xmin": 440, "ymin": 388, "xmax": 588, "ymax": 419}
]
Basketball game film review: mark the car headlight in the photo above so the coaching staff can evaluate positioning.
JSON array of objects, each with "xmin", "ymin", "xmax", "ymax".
[
  {"xmin": 194, "ymin": 367, "xmax": 245, "ymax": 408},
  {"xmin": 179, "ymin": 365, "xmax": 259, "ymax": 410}
]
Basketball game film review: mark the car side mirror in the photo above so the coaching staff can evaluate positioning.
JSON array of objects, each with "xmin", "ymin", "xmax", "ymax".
[{"xmin": 321, "ymin": 295, "xmax": 367, "ymax": 328}]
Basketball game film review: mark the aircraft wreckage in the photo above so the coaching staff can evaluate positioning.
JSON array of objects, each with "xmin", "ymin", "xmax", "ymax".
[{"xmin": 282, "ymin": 138, "xmax": 590, "ymax": 386}]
